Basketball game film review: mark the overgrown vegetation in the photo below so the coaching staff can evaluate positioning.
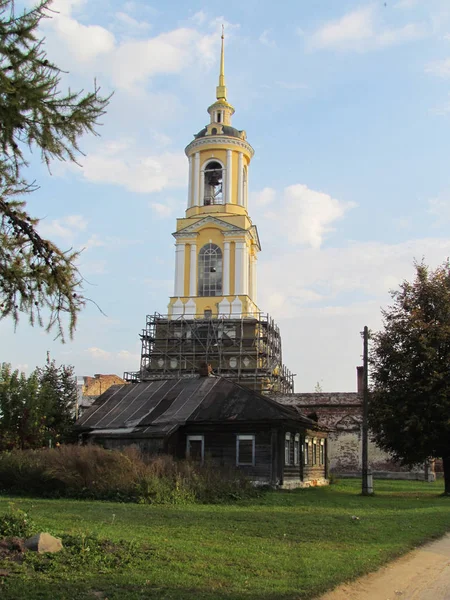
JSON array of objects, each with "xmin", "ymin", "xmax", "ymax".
[
  {"xmin": 0, "ymin": 505, "xmax": 34, "ymax": 538},
  {"xmin": 0, "ymin": 359, "xmax": 76, "ymax": 450},
  {"xmin": 0, "ymin": 480, "xmax": 448, "ymax": 599},
  {"xmin": 0, "ymin": 445, "xmax": 260, "ymax": 504}
]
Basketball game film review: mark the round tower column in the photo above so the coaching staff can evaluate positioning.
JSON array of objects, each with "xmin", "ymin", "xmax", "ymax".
[
  {"xmin": 226, "ymin": 149, "xmax": 232, "ymax": 204},
  {"xmin": 193, "ymin": 153, "xmax": 200, "ymax": 206},
  {"xmin": 188, "ymin": 156, "xmax": 193, "ymax": 207},
  {"xmin": 237, "ymin": 152, "xmax": 244, "ymax": 206}
]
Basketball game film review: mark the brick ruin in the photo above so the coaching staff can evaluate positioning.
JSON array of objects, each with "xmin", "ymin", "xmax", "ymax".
[{"xmin": 274, "ymin": 368, "xmax": 432, "ymax": 480}]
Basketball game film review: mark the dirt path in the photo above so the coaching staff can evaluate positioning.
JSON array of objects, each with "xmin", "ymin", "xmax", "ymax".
[{"xmin": 319, "ymin": 534, "xmax": 450, "ymax": 600}]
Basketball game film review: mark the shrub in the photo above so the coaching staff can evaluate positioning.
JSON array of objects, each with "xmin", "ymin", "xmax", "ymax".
[
  {"xmin": 0, "ymin": 505, "xmax": 35, "ymax": 538},
  {"xmin": 0, "ymin": 445, "xmax": 260, "ymax": 504}
]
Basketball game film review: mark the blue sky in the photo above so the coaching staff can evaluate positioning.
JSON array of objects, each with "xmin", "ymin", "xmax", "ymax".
[{"xmin": 2, "ymin": 0, "xmax": 450, "ymax": 391}]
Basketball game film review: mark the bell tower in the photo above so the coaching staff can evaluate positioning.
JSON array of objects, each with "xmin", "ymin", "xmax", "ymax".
[
  {"xmin": 168, "ymin": 29, "xmax": 259, "ymax": 319},
  {"xmin": 125, "ymin": 31, "xmax": 294, "ymax": 394}
]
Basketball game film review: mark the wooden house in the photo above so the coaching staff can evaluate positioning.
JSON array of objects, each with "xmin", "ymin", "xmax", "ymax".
[{"xmin": 75, "ymin": 374, "xmax": 329, "ymax": 488}]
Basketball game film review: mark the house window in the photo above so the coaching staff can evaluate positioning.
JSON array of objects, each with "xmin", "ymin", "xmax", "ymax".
[
  {"xmin": 305, "ymin": 438, "xmax": 310, "ymax": 465},
  {"xmin": 285, "ymin": 432, "xmax": 291, "ymax": 466},
  {"xmin": 198, "ymin": 243, "xmax": 223, "ymax": 297},
  {"xmin": 294, "ymin": 433, "xmax": 300, "ymax": 466},
  {"xmin": 203, "ymin": 161, "xmax": 223, "ymax": 205},
  {"xmin": 186, "ymin": 435, "xmax": 204, "ymax": 464},
  {"xmin": 313, "ymin": 439, "xmax": 317, "ymax": 465},
  {"xmin": 320, "ymin": 439, "xmax": 325, "ymax": 465},
  {"xmin": 236, "ymin": 435, "xmax": 255, "ymax": 466}
]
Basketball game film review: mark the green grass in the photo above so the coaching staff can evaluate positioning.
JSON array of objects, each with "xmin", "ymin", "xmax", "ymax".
[{"xmin": 0, "ymin": 479, "xmax": 449, "ymax": 599}]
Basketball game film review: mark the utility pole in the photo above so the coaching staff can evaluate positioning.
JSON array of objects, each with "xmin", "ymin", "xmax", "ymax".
[{"xmin": 362, "ymin": 325, "xmax": 373, "ymax": 495}]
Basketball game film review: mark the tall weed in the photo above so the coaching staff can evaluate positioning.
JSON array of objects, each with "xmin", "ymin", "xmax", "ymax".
[{"xmin": 0, "ymin": 446, "xmax": 259, "ymax": 504}]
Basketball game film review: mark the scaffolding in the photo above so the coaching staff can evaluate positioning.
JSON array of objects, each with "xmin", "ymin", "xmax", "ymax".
[{"xmin": 124, "ymin": 312, "xmax": 294, "ymax": 394}]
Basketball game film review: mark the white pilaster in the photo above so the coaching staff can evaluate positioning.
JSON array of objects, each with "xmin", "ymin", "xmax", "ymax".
[
  {"xmin": 174, "ymin": 243, "xmax": 186, "ymax": 296},
  {"xmin": 223, "ymin": 241, "xmax": 231, "ymax": 295},
  {"xmin": 237, "ymin": 152, "xmax": 243, "ymax": 206},
  {"xmin": 189, "ymin": 243, "xmax": 197, "ymax": 296},
  {"xmin": 250, "ymin": 254, "xmax": 257, "ymax": 303},
  {"xmin": 187, "ymin": 156, "xmax": 193, "ymax": 208},
  {"xmin": 193, "ymin": 153, "xmax": 200, "ymax": 206},
  {"xmin": 234, "ymin": 241, "xmax": 246, "ymax": 295},
  {"xmin": 242, "ymin": 243, "xmax": 249, "ymax": 296},
  {"xmin": 226, "ymin": 150, "xmax": 232, "ymax": 204}
]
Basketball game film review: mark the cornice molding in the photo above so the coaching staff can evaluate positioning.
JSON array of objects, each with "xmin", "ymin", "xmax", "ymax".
[
  {"xmin": 173, "ymin": 215, "xmax": 246, "ymax": 237},
  {"xmin": 185, "ymin": 136, "xmax": 254, "ymax": 157}
]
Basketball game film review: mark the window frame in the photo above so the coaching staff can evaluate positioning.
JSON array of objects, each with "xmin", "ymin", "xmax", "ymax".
[
  {"xmin": 236, "ymin": 434, "xmax": 255, "ymax": 466},
  {"xmin": 285, "ymin": 432, "xmax": 292, "ymax": 466},
  {"xmin": 294, "ymin": 433, "xmax": 300, "ymax": 466},
  {"xmin": 320, "ymin": 439, "xmax": 325, "ymax": 465},
  {"xmin": 186, "ymin": 435, "xmax": 204, "ymax": 464},
  {"xmin": 198, "ymin": 243, "xmax": 223, "ymax": 297},
  {"xmin": 304, "ymin": 437, "xmax": 310, "ymax": 466},
  {"xmin": 313, "ymin": 439, "xmax": 318, "ymax": 465}
]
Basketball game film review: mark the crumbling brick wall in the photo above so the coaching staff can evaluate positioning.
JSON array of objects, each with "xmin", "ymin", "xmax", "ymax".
[{"xmin": 273, "ymin": 392, "xmax": 427, "ymax": 478}]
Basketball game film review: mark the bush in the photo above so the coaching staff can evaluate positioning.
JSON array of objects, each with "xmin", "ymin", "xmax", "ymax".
[
  {"xmin": 0, "ymin": 446, "xmax": 260, "ymax": 505},
  {"xmin": 0, "ymin": 505, "xmax": 35, "ymax": 538}
]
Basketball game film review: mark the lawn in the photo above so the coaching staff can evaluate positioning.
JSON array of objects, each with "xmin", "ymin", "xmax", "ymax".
[{"xmin": 0, "ymin": 479, "xmax": 449, "ymax": 600}]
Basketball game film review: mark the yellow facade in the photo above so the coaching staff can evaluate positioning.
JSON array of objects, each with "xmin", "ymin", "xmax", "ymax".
[{"xmin": 168, "ymin": 34, "xmax": 260, "ymax": 319}]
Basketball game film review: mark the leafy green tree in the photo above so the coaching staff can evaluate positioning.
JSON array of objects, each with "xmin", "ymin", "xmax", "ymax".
[
  {"xmin": 0, "ymin": 0, "xmax": 110, "ymax": 339},
  {"xmin": 0, "ymin": 357, "xmax": 77, "ymax": 449},
  {"xmin": 369, "ymin": 260, "xmax": 450, "ymax": 495}
]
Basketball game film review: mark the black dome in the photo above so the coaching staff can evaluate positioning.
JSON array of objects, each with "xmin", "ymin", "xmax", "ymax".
[{"xmin": 194, "ymin": 125, "xmax": 243, "ymax": 140}]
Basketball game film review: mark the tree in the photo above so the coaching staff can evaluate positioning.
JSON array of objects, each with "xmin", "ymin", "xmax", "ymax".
[
  {"xmin": 0, "ymin": 358, "xmax": 77, "ymax": 449},
  {"xmin": 0, "ymin": 0, "xmax": 110, "ymax": 339},
  {"xmin": 369, "ymin": 260, "xmax": 450, "ymax": 495}
]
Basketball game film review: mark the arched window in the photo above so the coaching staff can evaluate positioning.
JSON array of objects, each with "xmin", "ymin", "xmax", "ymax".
[
  {"xmin": 198, "ymin": 243, "xmax": 223, "ymax": 297},
  {"xmin": 203, "ymin": 161, "xmax": 223, "ymax": 205}
]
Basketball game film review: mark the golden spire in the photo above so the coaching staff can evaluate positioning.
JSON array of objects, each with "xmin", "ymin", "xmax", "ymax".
[{"xmin": 216, "ymin": 25, "xmax": 227, "ymax": 101}]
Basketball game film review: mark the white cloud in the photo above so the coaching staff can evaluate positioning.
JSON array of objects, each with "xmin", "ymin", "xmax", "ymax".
[
  {"xmin": 307, "ymin": 5, "xmax": 426, "ymax": 52},
  {"xmin": 258, "ymin": 184, "xmax": 356, "ymax": 249},
  {"xmin": 151, "ymin": 203, "xmax": 174, "ymax": 218},
  {"xmin": 86, "ymin": 347, "xmax": 111, "ymax": 359},
  {"xmin": 39, "ymin": 215, "xmax": 88, "ymax": 240},
  {"xmin": 258, "ymin": 237, "xmax": 450, "ymax": 320},
  {"xmin": 72, "ymin": 139, "xmax": 187, "ymax": 193},
  {"xmin": 251, "ymin": 187, "xmax": 276, "ymax": 207},
  {"xmin": 426, "ymin": 57, "xmax": 450, "ymax": 78},
  {"xmin": 84, "ymin": 347, "xmax": 140, "ymax": 373},
  {"xmin": 52, "ymin": 17, "xmax": 115, "ymax": 62}
]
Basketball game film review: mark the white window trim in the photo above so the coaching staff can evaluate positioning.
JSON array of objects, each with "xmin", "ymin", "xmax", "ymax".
[
  {"xmin": 313, "ymin": 438, "xmax": 318, "ymax": 465},
  {"xmin": 285, "ymin": 432, "xmax": 291, "ymax": 466},
  {"xmin": 305, "ymin": 437, "xmax": 310, "ymax": 466},
  {"xmin": 236, "ymin": 434, "xmax": 255, "ymax": 466},
  {"xmin": 294, "ymin": 433, "xmax": 300, "ymax": 466},
  {"xmin": 186, "ymin": 435, "xmax": 204, "ymax": 464}
]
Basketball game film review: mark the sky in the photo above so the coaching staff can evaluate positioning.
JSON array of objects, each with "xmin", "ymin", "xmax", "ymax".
[{"xmin": 2, "ymin": 0, "xmax": 450, "ymax": 392}]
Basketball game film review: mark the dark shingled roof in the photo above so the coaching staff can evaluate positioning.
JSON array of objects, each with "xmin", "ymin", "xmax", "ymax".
[
  {"xmin": 194, "ymin": 125, "xmax": 244, "ymax": 140},
  {"xmin": 75, "ymin": 376, "xmax": 325, "ymax": 437}
]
